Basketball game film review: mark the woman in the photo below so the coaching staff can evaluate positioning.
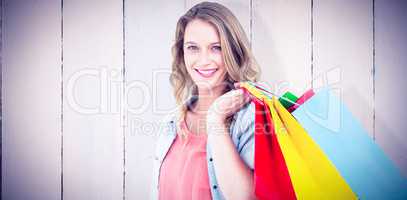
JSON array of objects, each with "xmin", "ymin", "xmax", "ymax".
[{"xmin": 151, "ymin": 2, "xmax": 260, "ymax": 200}]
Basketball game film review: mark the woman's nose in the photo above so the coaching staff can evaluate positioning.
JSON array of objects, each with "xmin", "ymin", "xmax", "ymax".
[{"xmin": 196, "ymin": 50, "xmax": 211, "ymax": 66}]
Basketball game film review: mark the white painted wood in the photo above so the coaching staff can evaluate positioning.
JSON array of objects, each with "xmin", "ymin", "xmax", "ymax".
[
  {"xmin": 2, "ymin": 0, "xmax": 407, "ymax": 198},
  {"xmin": 375, "ymin": 0, "xmax": 407, "ymax": 177},
  {"xmin": 313, "ymin": 0, "xmax": 374, "ymax": 136},
  {"xmin": 63, "ymin": 0, "xmax": 123, "ymax": 199},
  {"xmin": 2, "ymin": 0, "xmax": 61, "ymax": 199},
  {"xmin": 124, "ymin": 0, "xmax": 184, "ymax": 199},
  {"xmin": 186, "ymin": 0, "xmax": 251, "ymax": 42},
  {"xmin": 252, "ymin": 0, "xmax": 312, "ymax": 95}
]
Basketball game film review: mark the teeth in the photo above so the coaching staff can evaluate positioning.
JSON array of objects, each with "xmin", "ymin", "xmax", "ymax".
[{"xmin": 198, "ymin": 69, "xmax": 216, "ymax": 75}]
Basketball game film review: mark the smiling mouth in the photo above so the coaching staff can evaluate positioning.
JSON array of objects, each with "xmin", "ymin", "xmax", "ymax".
[{"xmin": 194, "ymin": 68, "xmax": 218, "ymax": 78}]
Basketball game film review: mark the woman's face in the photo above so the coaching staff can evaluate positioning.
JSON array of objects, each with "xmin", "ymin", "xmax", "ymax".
[{"xmin": 183, "ymin": 19, "xmax": 227, "ymax": 93}]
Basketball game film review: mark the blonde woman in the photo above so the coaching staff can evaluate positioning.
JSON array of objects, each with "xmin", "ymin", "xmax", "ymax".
[{"xmin": 151, "ymin": 2, "xmax": 260, "ymax": 200}]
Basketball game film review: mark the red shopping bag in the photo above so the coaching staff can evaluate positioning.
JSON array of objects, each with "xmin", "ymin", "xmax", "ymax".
[{"xmin": 253, "ymin": 98, "xmax": 297, "ymax": 200}]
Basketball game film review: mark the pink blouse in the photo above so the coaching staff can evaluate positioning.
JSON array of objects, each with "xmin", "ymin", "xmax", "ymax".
[{"xmin": 158, "ymin": 121, "xmax": 212, "ymax": 200}]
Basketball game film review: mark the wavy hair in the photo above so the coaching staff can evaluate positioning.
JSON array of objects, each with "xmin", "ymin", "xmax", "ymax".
[{"xmin": 169, "ymin": 1, "xmax": 261, "ymax": 137}]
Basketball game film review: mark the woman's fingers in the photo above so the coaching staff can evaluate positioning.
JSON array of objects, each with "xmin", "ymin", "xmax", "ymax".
[
  {"xmin": 233, "ymin": 82, "xmax": 251, "ymax": 101},
  {"xmin": 243, "ymin": 88, "xmax": 251, "ymax": 102},
  {"xmin": 234, "ymin": 82, "xmax": 241, "ymax": 89},
  {"xmin": 208, "ymin": 86, "xmax": 252, "ymax": 120},
  {"xmin": 232, "ymin": 89, "xmax": 251, "ymax": 110}
]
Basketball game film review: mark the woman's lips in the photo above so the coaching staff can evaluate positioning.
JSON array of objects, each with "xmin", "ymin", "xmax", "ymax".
[{"xmin": 194, "ymin": 68, "xmax": 218, "ymax": 78}]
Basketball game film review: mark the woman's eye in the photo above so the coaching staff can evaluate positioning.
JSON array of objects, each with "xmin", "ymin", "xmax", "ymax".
[
  {"xmin": 212, "ymin": 45, "xmax": 222, "ymax": 52},
  {"xmin": 186, "ymin": 45, "xmax": 199, "ymax": 51}
]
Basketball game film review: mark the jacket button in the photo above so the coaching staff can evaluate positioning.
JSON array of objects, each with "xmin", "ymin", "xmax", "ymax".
[
  {"xmin": 213, "ymin": 185, "xmax": 217, "ymax": 189},
  {"xmin": 209, "ymin": 158, "xmax": 213, "ymax": 162}
]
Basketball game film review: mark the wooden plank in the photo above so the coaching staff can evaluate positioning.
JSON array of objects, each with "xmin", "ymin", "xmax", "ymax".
[
  {"xmin": 63, "ymin": 0, "xmax": 123, "ymax": 199},
  {"xmin": 252, "ymin": 0, "xmax": 312, "ymax": 95},
  {"xmin": 124, "ymin": 0, "xmax": 184, "ymax": 199},
  {"xmin": 313, "ymin": 0, "xmax": 374, "ymax": 135},
  {"xmin": 2, "ymin": 0, "xmax": 61, "ymax": 199},
  {"xmin": 375, "ymin": 0, "xmax": 407, "ymax": 177}
]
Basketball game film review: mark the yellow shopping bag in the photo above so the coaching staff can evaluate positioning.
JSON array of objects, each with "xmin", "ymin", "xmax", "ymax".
[{"xmin": 267, "ymin": 97, "xmax": 357, "ymax": 199}]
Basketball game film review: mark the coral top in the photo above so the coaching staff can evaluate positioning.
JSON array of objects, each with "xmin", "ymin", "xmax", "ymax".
[{"xmin": 158, "ymin": 121, "xmax": 212, "ymax": 200}]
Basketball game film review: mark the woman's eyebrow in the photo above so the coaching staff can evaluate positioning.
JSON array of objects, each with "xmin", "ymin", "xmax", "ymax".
[
  {"xmin": 184, "ymin": 41, "xmax": 197, "ymax": 45},
  {"xmin": 184, "ymin": 41, "xmax": 220, "ymax": 45}
]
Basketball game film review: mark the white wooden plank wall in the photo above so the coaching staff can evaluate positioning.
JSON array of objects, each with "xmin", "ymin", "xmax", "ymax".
[
  {"xmin": 63, "ymin": 0, "xmax": 124, "ymax": 199},
  {"xmin": 313, "ymin": 0, "xmax": 374, "ymax": 136},
  {"xmin": 2, "ymin": 0, "xmax": 62, "ymax": 199},
  {"xmin": 375, "ymin": 0, "xmax": 407, "ymax": 180},
  {"xmin": 252, "ymin": 0, "xmax": 312, "ymax": 96},
  {"xmin": 2, "ymin": 0, "xmax": 407, "ymax": 199}
]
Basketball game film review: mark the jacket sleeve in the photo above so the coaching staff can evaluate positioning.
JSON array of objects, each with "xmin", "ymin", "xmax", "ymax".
[{"xmin": 230, "ymin": 102, "xmax": 255, "ymax": 170}]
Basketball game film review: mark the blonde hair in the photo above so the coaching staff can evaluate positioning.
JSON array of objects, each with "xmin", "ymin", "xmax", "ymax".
[{"xmin": 169, "ymin": 1, "xmax": 261, "ymax": 138}]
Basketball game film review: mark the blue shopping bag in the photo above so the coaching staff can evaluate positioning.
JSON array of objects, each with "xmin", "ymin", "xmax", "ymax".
[{"xmin": 292, "ymin": 87, "xmax": 407, "ymax": 200}]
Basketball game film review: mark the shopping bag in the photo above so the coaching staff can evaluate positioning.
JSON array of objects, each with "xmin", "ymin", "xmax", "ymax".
[
  {"xmin": 244, "ymin": 83, "xmax": 356, "ymax": 199},
  {"xmin": 292, "ymin": 88, "xmax": 407, "ymax": 200},
  {"xmin": 269, "ymin": 98, "xmax": 357, "ymax": 199},
  {"xmin": 266, "ymin": 97, "xmax": 357, "ymax": 199},
  {"xmin": 253, "ymin": 98, "xmax": 297, "ymax": 200},
  {"xmin": 278, "ymin": 91, "xmax": 298, "ymax": 109},
  {"xmin": 287, "ymin": 89, "xmax": 315, "ymax": 112}
]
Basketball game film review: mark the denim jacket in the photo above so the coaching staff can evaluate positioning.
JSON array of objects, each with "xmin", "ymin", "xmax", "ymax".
[{"xmin": 150, "ymin": 101, "xmax": 255, "ymax": 200}]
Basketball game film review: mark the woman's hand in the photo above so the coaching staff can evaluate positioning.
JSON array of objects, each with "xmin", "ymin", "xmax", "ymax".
[
  {"xmin": 207, "ymin": 82, "xmax": 251, "ymax": 125},
  {"xmin": 205, "ymin": 83, "xmax": 256, "ymax": 200}
]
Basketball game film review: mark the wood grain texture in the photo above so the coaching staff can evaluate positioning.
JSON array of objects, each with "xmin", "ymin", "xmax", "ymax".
[
  {"xmin": 2, "ymin": 1, "xmax": 407, "ymax": 199},
  {"xmin": 252, "ymin": 0, "xmax": 312, "ymax": 95},
  {"xmin": 63, "ymin": 0, "xmax": 123, "ymax": 199},
  {"xmin": 375, "ymin": 0, "xmax": 407, "ymax": 177},
  {"xmin": 313, "ymin": 0, "xmax": 374, "ymax": 136},
  {"xmin": 2, "ymin": 0, "xmax": 61, "ymax": 199}
]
